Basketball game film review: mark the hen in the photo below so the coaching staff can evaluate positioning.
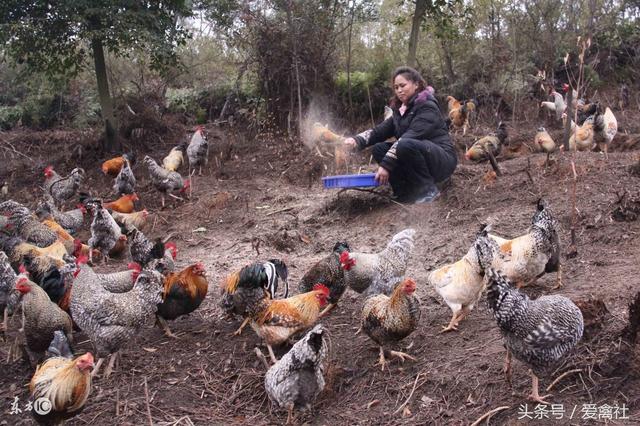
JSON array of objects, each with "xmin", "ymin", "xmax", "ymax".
[
  {"xmin": 126, "ymin": 225, "xmax": 165, "ymax": 268},
  {"xmin": 0, "ymin": 251, "xmax": 19, "ymax": 331},
  {"xmin": 36, "ymin": 196, "xmax": 86, "ymax": 235},
  {"xmin": 251, "ymin": 284, "xmax": 329, "ymax": 363},
  {"xmin": 7, "ymin": 205, "xmax": 58, "ymax": 247},
  {"xmin": 69, "ymin": 266, "xmax": 163, "ymax": 377},
  {"xmin": 43, "ymin": 166, "xmax": 84, "ymax": 207},
  {"xmin": 534, "ymin": 127, "xmax": 556, "ymax": 166},
  {"xmin": 16, "ymin": 277, "xmax": 73, "ymax": 365},
  {"xmin": 593, "ymin": 106, "xmax": 618, "ymax": 159},
  {"xmin": 187, "ymin": 125, "xmax": 209, "ymax": 176},
  {"xmin": 484, "ymin": 268, "xmax": 583, "ymax": 403},
  {"xmin": 143, "ymin": 155, "xmax": 190, "ymax": 207},
  {"xmin": 101, "ymin": 152, "xmax": 136, "ymax": 177},
  {"xmin": 113, "ymin": 157, "xmax": 136, "ymax": 195},
  {"xmin": 340, "ymin": 228, "xmax": 415, "ymax": 297},
  {"xmin": 264, "ymin": 325, "xmax": 327, "ymax": 425},
  {"xmin": 485, "ymin": 200, "xmax": 561, "ymax": 289},
  {"xmin": 221, "ymin": 259, "xmax": 289, "ymax": 335},
  {"xmin": 361, "ymin": 278, "xmax": 420, "ymax": 370},
  {"xmin": 428, "ymin": 226, "xmax": 497, "ymax": 332},
  {"xmin": 156, "ymin": 263, "xmax": 208, "ymax": 337},
  {"xmin": 567, "ymin": 116, "xmax": 595, "ymax": 151},
  {"xmin": 163, "ymin": 142, "xmax": 187, "ymax": 172},
  {"xmin": 465, "ymin": 122, "xmax": 508, "ymax": 162},
  {"xmin": 297, "ymin": 242, "xmax": 350, "ymax": 316},
  {"xmin": 148, "ymin": 241, "xmax": 178, "ymax": 274},
  {"xmin": 103, "ymin": 193, "xmax": 139, "ymax": 214},
  {"xmin": 84, "ymin": 198, "xmax": 124, "ymax": 264},
  {"xmin": 111, "ymin": 209, "xmax": 149, "ymax": 230}
]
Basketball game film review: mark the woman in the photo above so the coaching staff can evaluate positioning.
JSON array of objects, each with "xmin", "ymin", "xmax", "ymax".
[{"xmin": 344, "ymin": 67, "xmax": 457, "ymax": 203}]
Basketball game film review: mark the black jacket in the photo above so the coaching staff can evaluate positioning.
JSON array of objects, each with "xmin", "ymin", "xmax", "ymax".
[{"xmin": 354, "ymin": 90, "xmax": 454, "ymax": 171}]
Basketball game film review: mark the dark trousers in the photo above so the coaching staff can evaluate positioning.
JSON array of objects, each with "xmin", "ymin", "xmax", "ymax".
[{"xmin": 372, "ymin": 138, "xmax": 457, "ymax": 200}]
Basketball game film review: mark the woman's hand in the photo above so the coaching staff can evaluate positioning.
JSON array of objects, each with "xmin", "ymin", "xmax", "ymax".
[
  {"xmin": 343, "ymin": 137, "xmax": 358, "ymax": 150},
  {"xmin": 375, "ymin": 166, "xmax": 390, "ymax": 185}
]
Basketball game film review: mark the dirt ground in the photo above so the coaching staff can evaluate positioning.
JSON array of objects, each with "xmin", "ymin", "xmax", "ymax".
[{"xmin": 1, "ymin": 107, "xmax": 640, "ymax": 425}]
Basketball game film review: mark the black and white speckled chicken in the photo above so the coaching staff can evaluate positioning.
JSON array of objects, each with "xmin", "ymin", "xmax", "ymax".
[
  {"xmin": 113, "ymin": 158, "xmax": 136, "ymax": 196},
  {"xmin": 84, "ymin": 198, "xmax": 124, "ymax": 264},
  {"xmin": 297, "ymin": 242, "xmax": 350, "ymax": 317},
  {"xmin": 143, "ymin": 155, "xmax": 190, "ymax": 208},
  {"xmin": 187, "ymin": 126, "xmax": 209, "ymax": 176},
  {"xmin": 147, "ymin": 241, "xmax": 178, "ymax": 275},
  {"xmin": 340, "ymin": 229, "xmax": 415, "ymax": 297},
  {"xmin": 36, "ymin": 195, "xmax": 87, "ymax": 235},
  {"xmin": 7, "ymin": 205, "xmax": 58, "ymax": 247},
  {"xmin": 484, "ymin": 268, "xmax": 583, "ymax": 403},
  {"xmin": 484, "ymin": 200, "xmax": 561, "ymax": 289},
  {"xmin": 124, "ymin": 225, "xmax": 164, "ymax": 268},
  {"xmin": 221, "ymin": 259, "xmax": 289, "ymax": 335},
  {"xmin": 0, "ymin": 251, "xmax": 19, "ymax": 331},
  {"xmin": 43, "ymin": 166, "xmax": 84, "ymax": 207},
  {"xmin": 264, "ymin": 324, "xmax": 327, "ymax": 425}
]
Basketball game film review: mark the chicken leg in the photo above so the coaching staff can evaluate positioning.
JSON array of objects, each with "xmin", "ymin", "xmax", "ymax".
[
  {"xmin": 376, "ymin": 347, "xmax": 416, "ymax": 371},
  {"xmin": 552, "ymin": 265, "xmax": 563, "ymax": 290},
  {"xmin": 91, "ymin": 358, "xmax": 104, "ymax": 378},
  {"xmin": 103, "ymin": 351, "xmax": 119, "ymax": 378},
  {"xmin": 156, "ymin": 316, "xmax": 178, "ymax": 338},
  {"xmin": 286, "ymin": 404, "xmax": 294, "ymax": 425},
  {"xmin": 233, "ymin": 317, "xmax": 250, "ymax": 336},
  {"xmin": 503, "ymin": 350, "xmax": 512, "ymax": 386},
  {"xmin": 266, "ymin": 344, "xmax": 278, "ymax": 364},
  {"xmin": 440, "ymin": 306, "xmax": 470, "ymax": 333},
  {"xmin": 528, "ymin": 370, "xmax": 552, "ymax": 404}
]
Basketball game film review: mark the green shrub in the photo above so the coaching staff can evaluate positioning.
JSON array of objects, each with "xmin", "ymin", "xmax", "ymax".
[{"xmin": 0, "ymin": 106, "xmax": 23, "ymax": 130}]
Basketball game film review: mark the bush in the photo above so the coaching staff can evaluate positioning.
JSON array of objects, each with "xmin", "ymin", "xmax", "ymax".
[{"xmin": 0, "ymin": 106, "xmax": 23, "ymax": 130}]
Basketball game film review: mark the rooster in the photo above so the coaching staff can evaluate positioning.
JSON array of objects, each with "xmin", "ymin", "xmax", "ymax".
[
  {"xmin": 298, "ymin": 242, "xmax": 350, "ymax": 317},
  {"xmin": 187, "ymin": 126, "xmax": 209, "ymax": 176},
  {"xmin": 221, "ymin": 259, "xmax": 289, "ymax": 335},
  {"xmin": 156, "ymin": 263, "xmax": 208, "ymax": 337},
  {"xmin": 483, "ymin": 200, "xmax": 561, "ymax": 289},
  {"xmin": 428, "ymin": 226, "xmax": 497, "ymax": 333},
  {"xmin": 593, "ymin": 106, "xmax": 618, "ymax": 159},
  {"xmin": 340, "ymin": 229, "xmax": 415, "ymax": 297},
  {"xmin": 251, "ymin": 284, "xmax": 329, "ymax": 363},
  {"xmin": 84, "ymin": 198, "xmax": 124, "ymax": 264},
  {"xmin": 465, "ymin": 122, "xmax": 508, "ymax": 162},
  {"xmin": 534, "ymin": 127, "xmax": 556, "ymax": 166},
  {"xmin": 143, "ymin": 155, "xmax": 190, "ymax": 208},
  {"xmin": 361, "ymin": 278, "xmax": 420, "ymax": 370},
  {"xmin": 111, "ymin": 209, "xmax": 149, "ymax": 230},
  {"xmin": 264, "ymin": 325, "xmax": 327, "ymax": 425},
  {"xmin": 30, "ymin": 332, "xmax": 93, "ymax": 425},
  {"xmin": 101, "ymin": 152, "xmax": 136, "ymax": 177},
  {"xmin": 446, "ymin": 96, "xmax": 475, "ymax": 135},
  {"xmin": 16, "ymin": 277, "xmax": 73, "ymax": 365},
  {"xmin": 484, "ymin": 268, "xmax": 583, "ymax": 403},
  {"xmin": 43, "ymin": 166, "xmax": 84, "ymax": 207},
  {"xmin": 113, "ymin": 157, "xmax": 136, "ymax": 195},
  {"xmin": 163, "ymin": 142, "xmax": 187, "ymax": 172},
  {"xmin": 69, "ymin": 266, "xmax": 163, "ymax": 377},
  {"xmin": 103, "ymin": 193, "xmax": 139, "ymax": 214}
]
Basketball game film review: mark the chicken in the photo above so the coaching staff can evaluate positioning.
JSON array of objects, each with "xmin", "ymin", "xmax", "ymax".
[
  {"xmin": 143, "ymin": 155, "xmax": 190, "ymax": 208},
  {"xmin": 428, "ymin": 226, "xmax": 497, "ymax": 333},
  {"xmin": 446, "ymin": 96, "xmax": 474, "ymax": 135},
  {"xmin": 148, "ymin": 241, "xmax": 178, "ymax": 274},
  {"xmin": 221, "ymin": 259, "xmax": 289, "ymax": 335},
  {"xmin": 534, "ymin": 127, "xmax": 556, "ymax": 166},
  {"xmin": 30, "ymin": 334, "xmax": 93, "ymax": 426},
  {"xmin": 36, "ymin": 196, "xmax": 86, "ymax": 235},
  {"xmin": 593, "ymin": 106, "xmax": 618, "ymax": 158},
  {"xmin": 16, "ymin": 277, "xmax": 73, "ymax": 364},
  {"xmin": 162, "ymin": 142, "xmax": 187, "ymax": 172},
  {"xmin": 7, "ymin": 205, "xmax": 58, "ymax": 247},
  {"xmin": 102, "ymin": 193, "xmax": 139, "ymax": 214},
  {"xmin": 101, "ymin": 152, "xmax": 136, "ymax": 177},
  {"xmin": 69, "ymin": 266, "xmax": 163, "ymax": 377},
  {"xmin": 465, "ymin": 122, "xmax": 508, "ymax": 162},
  {"xmin": 108, "ymin": 234, "xmax": 128, "ymax": 259},
  {"xmin": 361, "ymin": 278, "xmax": 420, "ymax": 370},
  {"xmin": 311, "ymin": 123, "xmax": 349, "ymax": 172},
  {"xmin": 43, "ymin": 166, "xmax": 84, "ymax": 207},
  {"xmin": 156, "ymin": 263, "xmax": 208, "ymax": 338},
  {"xmin": 298, "ymin": 242, "xmax": 350, "ymax": 317},
  {"xmin": 484, "ymin": 200, "xmax": 561, "ymax": 289},
  {"xmin": 41, "ymin": 218, "xmax": 79, "ymax": 254},
  {"xmin": 265, "ymin": 325, "xmax": 327, "ymax": 425},
  {"xmin": 484, "ymin": 268, "xmax": 583, "ymax": 403},
  {"xmin": 113, "ymin": 157, "xmax": 136, "ymax": 195},
  {"xmin": 111, "ymin": 209, "xmax": 149, "ymax": 230},
  {"xmin": 28, "ymin": 258, "xmax": 77, "ymax": 306},
  {"xmin": 125, "ymin": 225, "xmax": 165, "ymax": 267},
  {"xmin": 340, "ymin": 228, "xmax": 415, "ymax": 297},
  {"xmin": 0, "ymin": 251, "xmax": 19, "ymax": 331},
  {"xmin": 85, "ymin": 198, "xmax": 124, "ymax": 264},
  {"xmin": 187, "ymin": 125, "xmax": 209, "ymax": 176},
  {"xmin": 576, "ymin": 102, "xmax": 598, "ymax": 125},
  {"xmin": 567, "ymin": 115, "xmax": 595, "ymax": 151},
  {"xmin": 251, "ymin": 284, "xmax": 329, "ymax": 363}
]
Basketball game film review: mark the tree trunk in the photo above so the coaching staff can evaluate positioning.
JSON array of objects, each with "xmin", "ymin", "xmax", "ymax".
[
  {"xmin": 91, "ymin": 38, "xmax": 118, "ymax": 152},
  {"xmin": 346, "ymin": 2, "xmax": 355, "ymax": 119},
  {"xmin": 441, "ymin": 39, "xmax": 455, "ymax": 82},
  {"xmin": 407, "ymin": 0, "xmax": 428, "ymax": 67}
]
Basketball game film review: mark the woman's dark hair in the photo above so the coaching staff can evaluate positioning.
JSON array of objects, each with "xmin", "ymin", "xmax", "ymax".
[{"xmin": 390, "ymin": 66, "xmax": 427, "ymax": 108}]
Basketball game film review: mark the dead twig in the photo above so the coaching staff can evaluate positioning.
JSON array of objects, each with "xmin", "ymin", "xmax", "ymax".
[
  {"xmin": 470, "ymin": 406, "xmax": 510, "ymax": 426},
  {"xmin": 546, "ymin": 369, "xmax": 582, "ymax": 392},
  {"xmin": 392, "ymin": 371, "xmax": 424, "ymax": 415},
  {"xmin": 144, "ymin": 376, "xmax": 153, "ymax": 426}
]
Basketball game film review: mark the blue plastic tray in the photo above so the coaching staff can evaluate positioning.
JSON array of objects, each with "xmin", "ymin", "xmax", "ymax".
[{"xmin": 322, "ymin": 173, "xmax": 380, "ymax": 189}]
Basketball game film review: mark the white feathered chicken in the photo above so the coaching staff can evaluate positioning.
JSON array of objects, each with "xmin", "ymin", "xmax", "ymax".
[{"xmin": 187, "ymin": 126, "xmax": 209, "ymax": 176}]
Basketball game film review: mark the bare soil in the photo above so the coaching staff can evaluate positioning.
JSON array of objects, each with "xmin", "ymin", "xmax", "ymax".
[{"xmin": 1, "ymin": 108, "xmax": 640, "ymax": 426}]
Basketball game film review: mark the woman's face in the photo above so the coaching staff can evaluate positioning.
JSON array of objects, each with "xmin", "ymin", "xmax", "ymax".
[{"xmin": 394, "ymin": 74, "xmax": 418, "ymax": 105}]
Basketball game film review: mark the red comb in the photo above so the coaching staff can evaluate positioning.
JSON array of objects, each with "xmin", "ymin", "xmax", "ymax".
[
  {"xmin": 312, "ymin": 283, "xmax": 330, "ymax": 296},
  {"xmin": 127, "ymin": 262, "xmax": 142, "ymax": 272},
  {"xmin": 76, "ymin": 255, "xmax": 89, "ymax": 265}
]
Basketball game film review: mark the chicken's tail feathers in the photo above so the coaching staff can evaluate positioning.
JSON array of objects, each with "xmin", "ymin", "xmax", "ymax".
[
  {"xmin": 485, "ymin": 268, "xmax": 517, "ymax": 320},
  {"xmin": 46, "ymin": 330, "xmax": 73, "ymax": 359}
]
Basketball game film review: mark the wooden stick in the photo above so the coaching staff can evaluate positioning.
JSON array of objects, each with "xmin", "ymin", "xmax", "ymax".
[
  {"xmin": 392, "ymin": 372, "xmax": 423, "ymax": 415},
  {"xmin": 144, "ymin": 376, "xmax": 153, "ymax": 426},
  {"xmin": 547, "ymin": 369, "xmax": 582, "ymax": 392},
  {"xmin": 470, "ymin": 406, "xmax": 510, "ymax": 426},
  {"xmin": 485, "ymin": 149, "xmax": 502, "ymax": 176}
]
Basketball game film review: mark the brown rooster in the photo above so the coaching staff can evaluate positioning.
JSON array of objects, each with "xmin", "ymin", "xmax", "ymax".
[
  {"xmin": 156, "ymin": 263, "xmax": 208, "ymax": 338},
  {"xmin": 29, "ymin": 332, "xmax": 93, "ymax": 425},
  {"xmin": 361, "ymin": 278, "xmax": 421, "ymax": 370},
  {"xmin": 251, "ymin": 284, "xmax": 329, "ymax": 363}
]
